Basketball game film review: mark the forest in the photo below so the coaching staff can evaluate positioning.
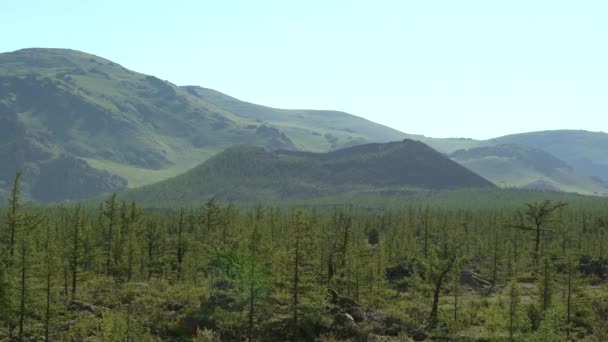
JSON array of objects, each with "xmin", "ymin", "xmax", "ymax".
[{"xmin": 1, "ymin": 173, "xmax": 607, "ymax": 341}]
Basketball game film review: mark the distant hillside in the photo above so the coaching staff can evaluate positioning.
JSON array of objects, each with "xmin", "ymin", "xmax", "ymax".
[
  {"xmin": 416, "ymin": 130, "xmax": 608, "ymax": 194},
  {"xmin": 0, "ymin": 48, "xmax": 408, "ymax": 201},
  {"xmin": 489, "ymin": 130, "xmax": 608, "ymax": 182},
  {"xmin": 120, "ymin": 140, "xmax": 494, "ymax": 205},
  {"xmin": 183, "ymin": 87, "xmax": 410, "ymax": 151},
  {"xmin": 450, "ymin": 144, "xmax": 608, "ymax": 196}
]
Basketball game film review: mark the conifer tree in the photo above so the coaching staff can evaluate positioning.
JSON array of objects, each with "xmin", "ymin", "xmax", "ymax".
[
  {"xmin": 16, "ymin": 219, "xmax": 36, "ymax": 340},
  {"xmin": 67, "ymin": 205, "xmax": 84, "ymax": 297},
  {"xmin": 175, "ymin": 209, "xmax": 186, "ymax": 281},
  {"xmin": 511, "ymin": 201, "xmax": 567, "ymax": 267},
  {"xmin": 246, "ymin": 204, "xmax": 265, "ymax": 341},
  {"xmin": 538, "ymin": 257, "xmax": 554, "ymax": 312},
  {"xmin": 506, "ymin": 280, "xmax": 528, "ymax": 341},
  {"xmin": 103, "ymin": 193, "xmax": 118, "ymax": 276},
  {"xmin": 428, "ymin": 233, "xmax": 461, "ymax": 329},
  {"xmin": 7, "ymin": 172, "xmax": 24, "ymax": 261},
  {"xmin": 290, "ymin": 209, "xmax": 319, "ymax": 337},
  {"xmin": 126, "ymin": 201, "xmax": 141, "ymax": 281},
  {"xmin": 42, "ymin": 220, "xmax": 59, "ymax": 341}
]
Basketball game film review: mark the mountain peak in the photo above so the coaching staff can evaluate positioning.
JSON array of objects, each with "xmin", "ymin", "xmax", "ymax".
[{"xmin": 1, "ymin": 48, "xmax": 120, "ymax": 71}]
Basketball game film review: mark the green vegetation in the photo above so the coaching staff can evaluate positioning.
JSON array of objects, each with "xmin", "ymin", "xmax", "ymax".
[
  {"xmin": 451, "ymin": 144, "xmax": 608, "ymax": 196},
  {"xmin": 120, "ymin": 140, "xmax": 494, "ymax": 205},
  {"xmin": 1, "ymin": 48, "xmax": 607, "ymax": 203},
  {"xmin": 0, "ymin": 48, "xmax": 409, "ymax": 202},
  {"xmin": 490, "ymin": 130, "xmax": 608, "ymax": 183},
  {"xmin": 2, "ymin": 174, "xmax": 608, "ymax": 341}
]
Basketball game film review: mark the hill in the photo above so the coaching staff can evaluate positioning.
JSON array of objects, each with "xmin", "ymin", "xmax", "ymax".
[
  {"xmin": 0, "ymin": 48, "xmax": 409, "ymax": 202},
  {"xmin": 417, "ymin": 130, "xmax": 608, "ymax": 183},
  {"xmin": 2, "ymin": 48, "xmax": 606, "ymax": 202},
  {"xmin": 488, "ymin": 130, "xmax": 608, "ymax": 182},
  {"xmin": 450, "ymin": 144, "xmax": 608, "ymax": 196},
  {"xmin": 120, "ymin": 139, "xmax": 494, "ymax": 205}
]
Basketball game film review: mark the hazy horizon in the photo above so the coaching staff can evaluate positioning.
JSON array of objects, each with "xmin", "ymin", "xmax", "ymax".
[{"xmin": 2, "ymin": 0, "xmax": 607, "ymax": 139}]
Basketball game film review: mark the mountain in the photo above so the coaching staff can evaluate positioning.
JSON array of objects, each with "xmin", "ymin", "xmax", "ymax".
[
  {"xmin": 417, "ymin": 130, "xmax": 608, "ymax": 184},
  {"xmin": 450, "ymin": 144, "xmax": 608, "ymax": 196},
  {"xmin": 183, "ymin": 86, "xmax": 411, "ymax": 151},
  {"xmin": 1, "ymin": 48, "xmax": 606, "ymax": 203},
  {"xmin": 0, "ymin": 48, "xmax": 409, "ymax": 202},
  {"xmin": 120, "ymin": 140, "xmax": 495, "ymax": 204},
  {"xmin": 411, "ymin": 130, "xmax": 608, "ymax": 195},
  {"xmin": 488, "ymin": 130, "xmax": 608, "ymax": 182}
]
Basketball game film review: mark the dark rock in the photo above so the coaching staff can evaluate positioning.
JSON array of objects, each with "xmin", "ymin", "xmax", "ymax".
[
  {"xmin": 334, "ymin": 312, "xmax": 355, "ymax": 325},
  {"xmin": 386, "ymin": 257, "xmax": 426, "ymax": 283},
  {"xmin": 178, "ymin": 315, "xmax": 204, "ymax": 336},
  {"xmin": 331, "ymin": 313, "xmax": 358, "ymax": 339},
  {"xmin": 204, "ymin": 291, "xmax": 238, "ymax": 311},
  {"xmin": 580, "ymin": 255, "xmax": 593, "ymax": 264},
  {"xmin": 382, "ymin": 315, "xmax": 407, "ymax": 336},
  {"xmin": 460, "ymin": 269, "xmax": 492, "ymax": 290},
  {"xmin": 68, "ymin": 300, "xmax": 98, "ymax": 314},
  {"xmin": 411, "ymin": 329, "xmax": 428, "ymax": 341},
  {"xmin": 331, "ymin": 293, "xmax": 365, "ymax": 322},
  {"xmin": 164, "ymin": 301, "xmax": 186, "ymax": 311},
  {"xmin": 255, "ymin": 125, "xmax": 296, "ymax": 151},
  {"xmin": 59, "ymin": 320, "xmax": 76, "ymax": 331},
  {"xmin": 212, "ymin": 278, "xmax": 232, "ymax": 290},
  {"xmin": 578, "ymin": 257, "xmax": 608, "ymax": 280},
  {"xmin": 328, "ymin": 288, "xmax": 339, "ymax": 304},
  {"xmin": 350, "ymin": 307, "xmax": 365, "ymax": 323},
  {"xmin": 337, "ymin": 296, "xmax": 359, "ymax": 309}
]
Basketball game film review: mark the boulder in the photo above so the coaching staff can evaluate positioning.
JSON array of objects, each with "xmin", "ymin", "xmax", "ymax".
[
  {"xmin": 460, "ymin": 270, "xmax": 492, "ymax": 290},
  {"xmin": 578, "ymin": 257, "xmax": 608, "ymax": 280},
  {"xmin": 328, "ymin": 288, "xmax": 339, "ymax": 304},
  {"xmin": 331, "ymin": 313, "xmax": 358, "ymax": 339},
  {"xmin": 385, "ymin": 257, "xmax": 425, "ymax": 282},
  {"xmin": 68, "ymin": 300, "xmax": 98, "ymax": 314},
  {"xmin": 329, "ymin": 291, "xmax": 365, "ymax": 322},
  {"xmin": 164, "ymin": 301, "xmax": 186, "ymax": 311},
  {"xmin": 59, "ymin": 320, "xmax": 76, "ymax": 331},
  {"xmin": 328, "ymin": 290, "xmax": 428, "ymax": 341}
]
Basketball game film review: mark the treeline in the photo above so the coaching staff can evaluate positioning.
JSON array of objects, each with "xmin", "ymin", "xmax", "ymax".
[{"xmin": 0, "ymin": 173, "xmax": 607, "ymax": 341}]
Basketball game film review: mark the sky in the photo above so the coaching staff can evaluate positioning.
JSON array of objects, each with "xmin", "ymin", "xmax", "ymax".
[{"xmin": 1, "ymin": 0, "xmax": 607, "ymax": 139}]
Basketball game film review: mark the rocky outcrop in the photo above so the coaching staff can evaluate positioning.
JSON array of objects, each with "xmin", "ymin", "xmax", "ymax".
[
  {"xmin": 385, "ymin": 257, "xmax": 427, "ymax": 291},
  {"xmin": 386, "ymin": 257, "xmax": 427, "ymax": 282},
  {"xmin": 328, "ymin": 290, "xmax": 428, "ymax": 341},
  {"xmin": 255, "ymin": 125, "xmax": 296, "ymax": 151},
  {"xmin": 163, "ymin": 301, "xmax": 186, "ymax": 312},
  {"xmin": 579, "ymin": 256, "xmax": 608, "ymax": 280},
  {"xmin": 68, "ymin": 300, "xmax": 101, "ymax": 314},
  {"xmin": 460, "ymin": 269, "xmax": 492, "ymax": 290}
]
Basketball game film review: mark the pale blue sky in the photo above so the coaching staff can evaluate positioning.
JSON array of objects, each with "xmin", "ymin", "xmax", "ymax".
[{"xmin": 2, "ymin": 0, "xmax": 607, "ymax": 139}]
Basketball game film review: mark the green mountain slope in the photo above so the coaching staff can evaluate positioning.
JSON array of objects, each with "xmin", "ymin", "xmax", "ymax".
[
  {"xmin": 419, "ymin": 130, "xmax": 608, "ymax": 185},
  {"xmin": 0, "ymin": 48, "xmax": 409, "ymax": 202},
  {"xmin": 121, "ymin": 140, "xmax": 494, "ymax": 205},
  {"xmin": 450, "ymin": 144, "xmax": 608, "ymax": 196},
  {"xmin": 489, "ymin": 130, "xmax": 608, "ymax": 182},
  {"xmin": 184, "ymin": 87, "xmax": 410, "ymax": 151},
  {"xmin": 413, "ymin": 130, "xmax": 608, "ymax": 195},
  {"xmin": 1, "ymin": 48, "xmax": 606, "ymax": 202}
]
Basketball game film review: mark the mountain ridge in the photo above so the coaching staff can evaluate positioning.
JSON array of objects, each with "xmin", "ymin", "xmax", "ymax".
[
  {"xmin": 450, "ymin": 144, "xmax": 608, "ymax": 196},
  {"xmin": 0, "ymin": 48, "xmax": 409, "ymax": 201},
  {"xmin": 1, "ymin": 48, "xmax": 607, "ymax": 202}
]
